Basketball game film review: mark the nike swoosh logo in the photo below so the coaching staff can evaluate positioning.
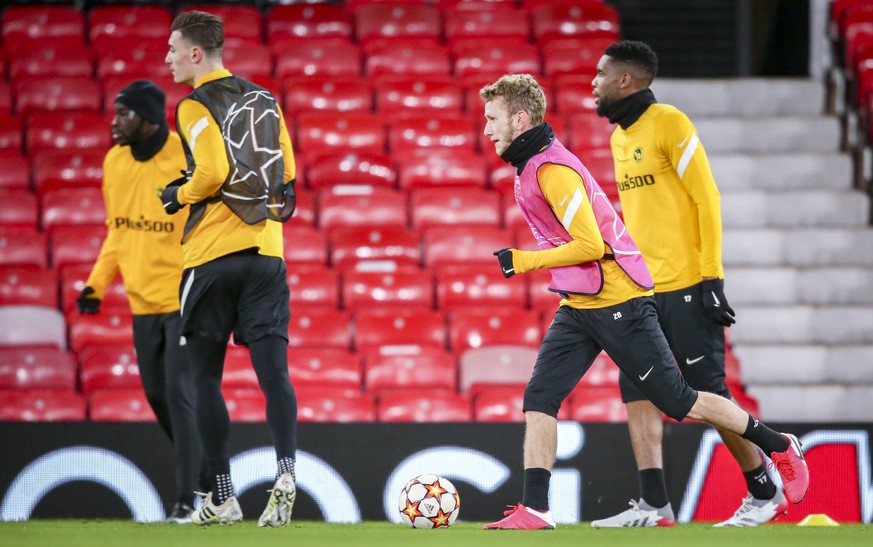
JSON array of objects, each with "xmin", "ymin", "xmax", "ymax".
[
  {"xmin": 558, "ymin": 194, "xmax": 570, "ymax": 207},
  {"xmin": 639, "ymin": 366, "xmax": 654, "ymax": 381},
  {"xmin": 686, "ymin": 355, "xmax": 705, "ymax": 365},
  {"xmin": 677, "ymin": 135, "xmax": 690, "ymax": 148}
]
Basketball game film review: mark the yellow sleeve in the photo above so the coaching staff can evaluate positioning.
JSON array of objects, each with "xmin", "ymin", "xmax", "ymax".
[
  {"xmin": 175, "ymin": 98, "xmax": 229, "ymax": 205},
  {"xmin": 513, "ymin": 163, "xmax": 605, "ymax": 274},
  {"xmin": 662, "ymin": 110, "xmax": 723, "ymax": 278},
  {"xmin": 85, "ymin": 154, "xmax": 120, "ymax": 297}
]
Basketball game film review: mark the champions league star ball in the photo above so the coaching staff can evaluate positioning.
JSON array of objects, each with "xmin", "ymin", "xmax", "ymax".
[{"xmin": 397, "ymin": 474, "xmax": 460, "ymax": 529}]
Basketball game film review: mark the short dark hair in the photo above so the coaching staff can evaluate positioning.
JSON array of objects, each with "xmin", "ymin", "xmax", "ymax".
[
  {"xmin": 171, "ymin": 10, "xmax": 224, "ymax": 58},
  {"xmin": 604, "ymin": 40, "xmax": 658, "ymax": 85}
]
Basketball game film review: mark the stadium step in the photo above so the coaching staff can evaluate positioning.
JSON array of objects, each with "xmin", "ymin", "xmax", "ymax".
[
  {"xmin": 709, "ymin": 152, "xmax": 852, "ymax": 192},
  {"xmin": 726, "ymin": 267, "xmax": 873, "ymax": 305}
]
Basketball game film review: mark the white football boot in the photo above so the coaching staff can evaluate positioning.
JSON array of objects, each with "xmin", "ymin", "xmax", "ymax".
[
  {"xmin": 591, "ymin": 499, "xmax": 675, "ymax": 528},
  {"xmin": 191, "ymin": 492, "xmax": 243, "ymax": 526},
  {"xmin": 714, "ymin": 490, "xmax": 789, "ymax": 527},
  {"xmin": 258, "ymin": 473, "xmax": 297, "ymax": 527}
]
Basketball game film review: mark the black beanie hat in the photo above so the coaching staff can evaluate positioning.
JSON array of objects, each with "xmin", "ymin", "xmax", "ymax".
[{"xmin": 115, "ymin": 80, "xmax": 166, "ymax": 124}]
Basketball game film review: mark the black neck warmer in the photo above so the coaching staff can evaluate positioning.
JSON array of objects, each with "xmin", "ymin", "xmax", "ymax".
[
  {"xmin": 500, "ymin": 122, "xmax": 555, "ymax": 174},
  {"xmin": 130, "ymin": 122, "xmax": 169, "ymax": 162},
  {"xmin": 599, "ymin": 89, "xmax": 657, "ymax": 130}
]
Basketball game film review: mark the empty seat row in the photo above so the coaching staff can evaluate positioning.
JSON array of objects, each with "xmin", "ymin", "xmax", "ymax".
[
  {"xmin": 1, "ymin": 3, "xmax": 618, "ymax": 51},
  {"xmin": 0, "ymin": 383, "xmax": 630, "ymax": 423}
]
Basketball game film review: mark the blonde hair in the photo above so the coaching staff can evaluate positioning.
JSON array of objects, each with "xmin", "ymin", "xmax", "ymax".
[{"xmin": 479, "ymin": 74, "xmax": 546, "ymax": 126}]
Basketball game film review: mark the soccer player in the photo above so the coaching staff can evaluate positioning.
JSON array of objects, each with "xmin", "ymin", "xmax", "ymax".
[
  {"xmin": 479, "ymin": 74, "xmax": 808, "ymax": 530},
  {"xmin": 78, "ymin": 80, "xmax": 201, "ymax": 523},
  {"xmin": 162, "ymin": 10, "xmax": 299, "ymax": 527},
  {"xmin": 591, "ymin": 40, "xmax": 785, "ymax": 528}
]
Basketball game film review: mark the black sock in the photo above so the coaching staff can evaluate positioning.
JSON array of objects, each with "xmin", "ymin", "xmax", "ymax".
[
  {"xmin": 744, "ymin": 463, "xmax": 777, "ymax": 500},
  {"xmin": 639, "ymin": 468, "xmax": 669, "ymax": 508},
  {"xmin": 521, "ymin": 468, "xmax": 551, "ymax": 512},
  {"xmin": 213, "ymin": 473, "xmax": 235, "ymax": 505},
  {"xmin": 740, "ymin": 415, "xmax": 790, "ymax": 455}
]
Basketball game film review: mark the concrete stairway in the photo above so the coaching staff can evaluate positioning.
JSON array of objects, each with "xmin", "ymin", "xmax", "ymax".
[{"xmin": 651, "ymin": 78, "xmax": 873, "ymax": 421}]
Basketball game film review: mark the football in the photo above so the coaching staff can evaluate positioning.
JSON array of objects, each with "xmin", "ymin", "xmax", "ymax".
[{"xmin": 397, "ymin": 474, "xmax": 460, "ymax": 529}]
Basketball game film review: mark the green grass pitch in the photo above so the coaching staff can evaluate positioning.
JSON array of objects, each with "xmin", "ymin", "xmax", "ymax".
[{"xmin": 1, "ymin": 520, "xmax": 870, "ymax": 547}]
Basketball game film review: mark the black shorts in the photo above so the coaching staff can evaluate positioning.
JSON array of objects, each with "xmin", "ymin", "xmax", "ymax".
[
  {"xmin": 179, "ymin": 250, "xmax": 290, "ymax": 345},
  {"xmin": 619, "ymin": 283, "xmax": 730, "ymax": 403},
  {"xmin": 524, "ymin": 297, "xmax": 697, "ymax": 421}
]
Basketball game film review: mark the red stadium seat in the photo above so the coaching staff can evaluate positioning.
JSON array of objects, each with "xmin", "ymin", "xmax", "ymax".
[
  {"xmin": 32, "ymin": 149, "xmax": 104, "ymax": 198},
  {"xmin": 95, "ymin": 44, "xmax": 168, "ymax": 81},
  {"xmin": 221, "ymin": 345, "xmax": 259, "ymax": 389},
  {"xmin": 282, "ymin": 224, "xmax": 328, "ymax": 265},
  {"xmin": 0, "ymin": 151, "xmax": 28, "ymax": 190},
  {"xmin": 364, "ymin": 45, "xmax": 450, "ymax": 78},
  {"xmin": 7, "ymin": 44, "xmax": 92, "ymax": 80},
  {"xmin": 305, "ymin": 150, "xmax": 395, "ymax": 190},
  {"xmin": 295, "ymin": 112, "xmax": 385, "ymax": 158},
  {"xmin": 286, "ymin": 265, "xmax": 340, "ymax": 309},
  {"xmin": 274, "ymin": 43, "xmax": 362, "ymax": 80},
  {"xmin": 1, "ymin": 6, "xmax": 85, "ymax": 45},
  {"xmin": 0, "ymin": 389, "xmax": 86, "ymax": 421},
  {"xmin": 444, "ymin": 6, "xmax": 530, "ymax": 44},
  {"xmin": 531, "ymin": 4, "xmax": 621, "ymax": 44},
  {"xmin": 287, "ymin": 347, "xmax": 362, "ymax": 389},
  {"xmin": 363, "ymin": 347, "xmax": 457, "ymax": 392},
  {"xmin": 266, "ymin": 4, "xmax": 353, "ymax": 44},
  {"xmin": 222, "ymin": 388, "xmax": 267, "ymax": 422},
  {"xmin": 0, "ymin": 346, "xmax": 76, "ymax": 391},
  {"xmin": 0, "ymin": 116, "xmax": 23, "ymax": 153},
  {"xmin": 283, "ymin": 76, "xmax": 373, "ymax": 116},
  {"xmin": 573, "ymin": 351, "xmax": 621, "ymax": 388},
  {"xmin": 554, "ymin": 74, "xmax": 600, "ymax": 114},
  {"xmin": 396, "ymin": 149, "xmax": 488, "ymax": 190},
  {"xmin": 568, "ymin": 112, "xmax": 614, "ymax": 153},
  {"xmin": 88, "ymin": 6, "xmax": 174, "ymax": 49},
  {"xmin": 41, "ymin": 188, "xmax": 107, "ymax": 235},
  {"xmin": 435, "ymin": 264, "xmax": 528, "ymax": 311},
  {"xmin": 317, "ymin": 185, "xmax": 407, "ymax": 233},
  {"xmin": 342, "ymin": 269, "xmax": 434, "ymax": 311},
  {"xmin": 472, "ymin": 385, "xmax": 525, "ymax": 422},
  {"xmin": 501, "ymin": 191, "xmax": 528, "ymax": 229},
  {"xmin": 287, "ymin": 308, "xmax": 351, "ymax": 350},
  {"xmin": 101, "ymin": 76, "xmax": 188, "ymax": 125},
  {"xmin": 329, "ymin": 226, "xmax": 421, "ymax": 271},
  {"xmin": 222, "ymin": 43, "xmax": 272, "ymax": 80},
  {"xmin": 459, "ymin": 345, "xmax": 538, "ymax": 393},
  {"xmin": 437, "ymin": 0, "xmax": 517, "ymax": 9},
  {"xmin": 489, "ymin": 160, "xmax": 517, "ymax": 195},
  {"xmin": 354, "ymin": 4, "xmax": 441, "ymax": 45},
  {"xmin": 527, "ymin": 268, "xmax": 562, "ymax": 314},
  {"xmin": 0, "ymin": 305, "xmax": 66, "ymax": 349},
  {"xmin": 78, "ymin": 344, "xmax": 140, "ymax": 395},
  {"xmin": 448, "ymin": 308, "xmax": 541, "ymax": 352},
  {"xmin": 569, "ymin": 386, "xmax": 627, "ymax": 422},
  {"xmin": 50, "ymin": 226, "xmax": 107, "ymax": 272},
  {"xmin": 453, "ymin": 44, "xmax": 541, "ymax": 78},
  {"xmin": 374, "ymin": 75, "xmax": 464, "ymax": 114},
  {"xmin": 577, "ymin": 148, "xmax": 618, "ymax": 203},
  {"xmin": 388, "ymin": 113, "xmax": 477, "ymax": 154},
  {"xmin": 59, "ymin": 264, "xmax": 128, "ymax": 319},
  {"xmin": 0, "ymin": 189, "xmax": 37, "ymax": 229},
  {"xmin": 26, "ymin": 112, "xmax": 111, "ymax": 157},
  {"xmin": 89, "ymin": 388, "xmax": 156, "ymax": 421},
  {"xmin": 0, "ymin": 82, "xmax": 12, "ymax": 117},
  {"xmin": 543, "ymin": 42, "xmax": 604, "ymax": 78},
  {"xmin": 68, "ymin": 309, "xmax": 133, "ymax": 354},
  {"xmin": 353, "ymin": 308, "xmax": 446, "ymax": 352},
  {"xmin": 182, "ymin": 4, "xmax": 263, "ymax": 44},
  {"xmin": 0, "ymin": 267, "xmax": 57, "ymax": 308},
  {"xmin": 15, "ymin": 77, "xmax": 102, "ymax": 117},
  {"xmin": 286, "ymin": 189, "xmax": 315, "ymax": 226},
  {"xmin": 0, "ymin": 228, "xmax": 47, "ymax": 269},
  {"xmin": 422, "ymin": 225, "xmax": 512, "ymax": 268},
  {"xmin": 297, "ymin": 387, "xmax": 376, "ymax": 423},
  {"xmin": 377, "ymin": 389, "xmax": 472, "ymax": 422},
  {"xmin": 410, "ymin": 187, "xmax": 501, "ymax": 231}
]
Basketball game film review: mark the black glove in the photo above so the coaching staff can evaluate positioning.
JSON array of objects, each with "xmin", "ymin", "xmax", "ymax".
[
  {"xmin": 493, "ymin": 248, "xmax": 516, "ymax": 278},
  {"xmin": 160, "ymin": 171, "xmax": 188, "ymax": 215},
  {"xmin": 702, "ymin": 278, "xmax": 736, "ymax": 326},
  {"xmin": 76, "ymin": 286, "xmax": 101, "ymax": 314}
]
